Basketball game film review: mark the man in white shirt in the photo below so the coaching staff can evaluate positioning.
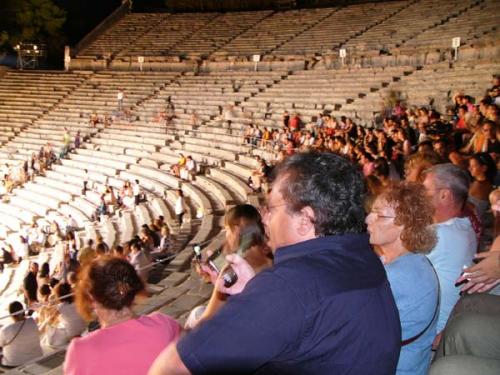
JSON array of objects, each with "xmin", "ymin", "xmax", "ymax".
[
  {"xmin": 422, "ymin": 164, "xmax": 477, "ymax": 334},
  {"xmin": 117, "ymin": 89, "xmax": 124, "ymax": 111},
  {"xmin": 133, "ymin": 180, "xmax": 141, "ymax": 206},
  {"xmin": 174, "ymin": 189, "xmax": 185, "ymax": 225},
  {"xmin": 0, "ymin": 301, "xmax": 42, "ymax": 367}
]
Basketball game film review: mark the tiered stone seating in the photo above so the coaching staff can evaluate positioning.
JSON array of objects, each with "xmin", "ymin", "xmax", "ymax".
[
  {"xmin": 274, "ymin": 1, "xmax": 408, "ymax": 55},
  {"xmin": 116, "ymin": 12, "xmax": 218, "ymax": 58},
  {"xmin": 343, "ymin": 0, "xmax": 476, "ymax": 54},
  {"xmin": 55, "ymin": 71, "xmax": 179, "ymax": 118},
  {"xmin": 0, "ymin": 72, "xmax": 86, "ymax": 147},
  {"xmin": 172, "ymin": 11, "xmax": 273, "ymax": 58},
  {"xmin": 79, "ymin": 13, "xmax": 169, "ymax": 58},
  {"xmin": 356, "ymin": 61, "xmax": 499, "ymax": 116},
  {"xmin": 74, "ymin": 1, "xmax": 499, "ymax": 64},
  {"xmin": 399, "ymin": 0, "xmax": 500, "ymax": 53},
  {"xmin": 213, "ymin": 8, "xmax": 335, "ymax": 58},
  {"xmin": 240, "ymin": 65, "xmax": 414, "ymax": 126}
]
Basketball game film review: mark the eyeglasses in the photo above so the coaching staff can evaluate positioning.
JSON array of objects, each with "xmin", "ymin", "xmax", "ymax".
[
  {"xmin": 369, "ymin": 212, "xmax": 396, "ymax": 220},
  {"xmin": 260, "ymin": 202, "xmax": 287, "ymax": 215}
]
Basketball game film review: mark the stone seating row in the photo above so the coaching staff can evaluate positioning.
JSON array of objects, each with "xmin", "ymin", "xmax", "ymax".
[
  {"xmin": 400, "ymin": 0, "xmax": 500, "ymax": 52},
  {"xmin": 72, "ymin": 0, "xmax": 500, "ymax": 64},
  {"xmin": 118, "ymin": 12, "xmax": 218, "ymax": 57},
  {"xmin": 83, "ymin": 13, "xmax": 169, "ymax": 57}
]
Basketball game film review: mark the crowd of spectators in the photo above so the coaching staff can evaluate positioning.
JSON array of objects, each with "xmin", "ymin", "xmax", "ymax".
[
  {"xmin": 0, "ymin": 73, "xmax": 498, "ymax": 374},
  {"xmin": 0, "ymin": 215, "xmax": 174, "ymax": 369}
]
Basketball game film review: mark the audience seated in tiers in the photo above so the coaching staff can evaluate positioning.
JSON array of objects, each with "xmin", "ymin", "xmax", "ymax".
[
  {"xmin": 367, "ymin": 183, "xmax": 439, "ymax": 375},
  {"xmin": 64, "ymin": 256, "xmax": 181, "ymax": 375},
  {"xmin": 0, "ymin": 42, "xmax": 498, "ymax": 375}
]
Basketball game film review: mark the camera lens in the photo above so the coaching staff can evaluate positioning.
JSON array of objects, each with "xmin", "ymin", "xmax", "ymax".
[{"xmin": 222, "ymin": 267, "xmax": 238, "ymax": 288}]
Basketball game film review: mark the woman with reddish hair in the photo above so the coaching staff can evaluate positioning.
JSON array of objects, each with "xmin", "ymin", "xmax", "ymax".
[{"xmin": 366, "ymin": 182, "xmax": 439, "ymax": 375}]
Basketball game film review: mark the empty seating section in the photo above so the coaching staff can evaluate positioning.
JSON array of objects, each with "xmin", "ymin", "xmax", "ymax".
[
  {"xmin": 400, "ymin": 0, "xmax": 500, "ymax": 52},
  {"xmin": 172, "ymin": 11, "xmax": 272, "ymax": 58},
  {"xmin": 372, "ymin": 61, "xmax": 499, "ymax": 113},
  {"xmin": 76, "ymin": 1, "xmax": 499, "ymax": 62},
  {"xmin": 118, "ymin": 12, "xmax": 218, "ymax": 57},
  {"xmin": 343, "ymin": 0, "xmax": 475, "ymax": 53},
  {"xmin": 275, "ymin": 2, "xmax": 407, "ymax": 55},
  {"xmin": 214, "ymin": 8, "xmax": 335, "ymax": 57},
  {"xmin": 240, "ymin": 66, "xmax": 413, "ymax": 126},
  {"xmin": 0, "ymin": 71, "xmax": 84, "ymax": 135},
  {"xmin": 80, "ymin": 13, "xmax": 168, "ymax": 58}
]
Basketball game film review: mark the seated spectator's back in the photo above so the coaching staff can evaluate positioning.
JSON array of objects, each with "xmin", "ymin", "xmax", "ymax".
[
  {"xmin": 0, "ymin": 301, "xmax": 43, "ymax": 367},
  {"xmin": 64, "ymin": 256, "xmax": 180, "ymax": 375}
]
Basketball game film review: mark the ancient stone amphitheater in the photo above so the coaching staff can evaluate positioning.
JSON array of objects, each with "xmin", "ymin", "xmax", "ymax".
[{"xmin": 0, "ymin": 0, "xmax": 498, "ymax": 373}]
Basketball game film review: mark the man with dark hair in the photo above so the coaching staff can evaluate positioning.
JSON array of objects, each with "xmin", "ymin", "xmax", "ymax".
[
  {"xmin": 22, "ymin": 262, "xmax": 38, "ymax": 307},
  {"xmin": 0, "ymin": 301, "xmax": 42, "ymax": 367},
  {"xmin": 150, "ymin": 152, "xmax": 401, "ymax": 375}
]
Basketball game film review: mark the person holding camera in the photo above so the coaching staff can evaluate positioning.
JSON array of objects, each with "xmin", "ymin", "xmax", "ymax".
[
  {"xmin": 186, "ymin": 204, "xmax": 273, "ymax": 329},
  {"xmin": 149, "ymin": 152, "xmax": 401, "ymax": 375}
]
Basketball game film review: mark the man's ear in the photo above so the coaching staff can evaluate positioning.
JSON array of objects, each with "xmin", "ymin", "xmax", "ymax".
[
  {"xmin": 439, "ymin": 188, "xmax": 449, "ymax": 201},
  {"xmin": 296, "ymin": 206, "xmax": 316, "ymax": 237}
]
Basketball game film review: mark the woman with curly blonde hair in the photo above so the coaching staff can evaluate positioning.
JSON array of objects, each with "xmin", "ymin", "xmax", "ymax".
[{"xmin": 366, "ymin": 182, "xmax": 439, "ymax": 375}]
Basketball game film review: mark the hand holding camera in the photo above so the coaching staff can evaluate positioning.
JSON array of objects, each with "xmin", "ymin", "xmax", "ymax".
[{"xmin": 215, "ymin": 253, "xmax": 256, "ymax": 295}]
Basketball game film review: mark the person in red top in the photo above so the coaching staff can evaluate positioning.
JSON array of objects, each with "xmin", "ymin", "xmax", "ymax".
[
  {"xmin": 289, "ymin": 112, "xmax": 301, "ymax": 132},
  {"xmin": 454, "ymin": 105, "xmax": 468, "ymax": 130},
  {"xmin": 284, "ymin": 138, "xmax": 295, "ymax": 155}
]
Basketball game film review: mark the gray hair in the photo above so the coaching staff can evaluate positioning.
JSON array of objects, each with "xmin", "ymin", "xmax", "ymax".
[{"xmin": 424, "ymin": 163, "xmax": 470, "ymax": 205}]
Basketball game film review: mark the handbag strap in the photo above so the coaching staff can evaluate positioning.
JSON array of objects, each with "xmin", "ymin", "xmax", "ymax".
[
  {"xmin": 2, "ymin": 319, "xmax": 26, "ymax": 347},
  {"xmin": 401, "ymin": 258, "xmax": 440, "ymax": 346}
]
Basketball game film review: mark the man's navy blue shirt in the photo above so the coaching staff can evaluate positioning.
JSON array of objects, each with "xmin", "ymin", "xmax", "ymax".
[{"xmin": 178, "ymin": 234, "xmax": 401, "ymax": 375}]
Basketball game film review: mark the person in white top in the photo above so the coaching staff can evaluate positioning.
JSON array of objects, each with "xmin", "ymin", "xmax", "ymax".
[
  {"xmin": 54, "ymin": 283, "xmax": 86, "ymax": 339},
  {"xmin": 14, "ymin": 235, "xmax": 29, "ymax": 262},
  {"xmin": 133, "ymin": 179, "xmax": 141, "ymax": 206},
  {"xmin": 180, "ymin": 156, "xmax": 197, "ymax": 181},
  {"xmin": 0, "ymin": 301, "xmax": 43, "ymax": 367},
  {"xmin": 422, "ymin": 164, "xmax": 477, "ymax": 335},
  {"xmin": 174, "ymin": 189, "xmax": 186, "ymax": 225},
  {"xmin": 128, "ymin": 241, "xmax": 150, "ymax": 282},
  {"xmin": 66, "ymin": 215, "xmax": 78, "ymax": 235},
  {"xmin": 117, "ymin": 89, "xmax": 124, "ymax": 111}
]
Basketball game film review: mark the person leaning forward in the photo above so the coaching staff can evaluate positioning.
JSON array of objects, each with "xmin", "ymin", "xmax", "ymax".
[{"xmin": 149, "ymin": 151, "xmax": 401, "ymax": 375}]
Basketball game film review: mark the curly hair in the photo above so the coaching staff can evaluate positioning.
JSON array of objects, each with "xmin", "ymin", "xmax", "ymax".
[
  {"xmin": 76, "ymin": 256, "xmax": 144, "ymax": 321},
  {"xmin": 381, "ymin": 182, "xmax": 437, "ymax": 253},
  {"xmin": 404, "ymin": 151, "xmax": 441, "ymax": 183}
]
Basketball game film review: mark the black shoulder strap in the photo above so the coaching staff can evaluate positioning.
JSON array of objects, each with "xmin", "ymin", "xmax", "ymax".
[
  {"xmin": 401, "ymin": 258, "xmax": 440, "ymax": 346},
  {"xmin": 3, "ymin": 319, "xmax": 27, "ymax": 347}
]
